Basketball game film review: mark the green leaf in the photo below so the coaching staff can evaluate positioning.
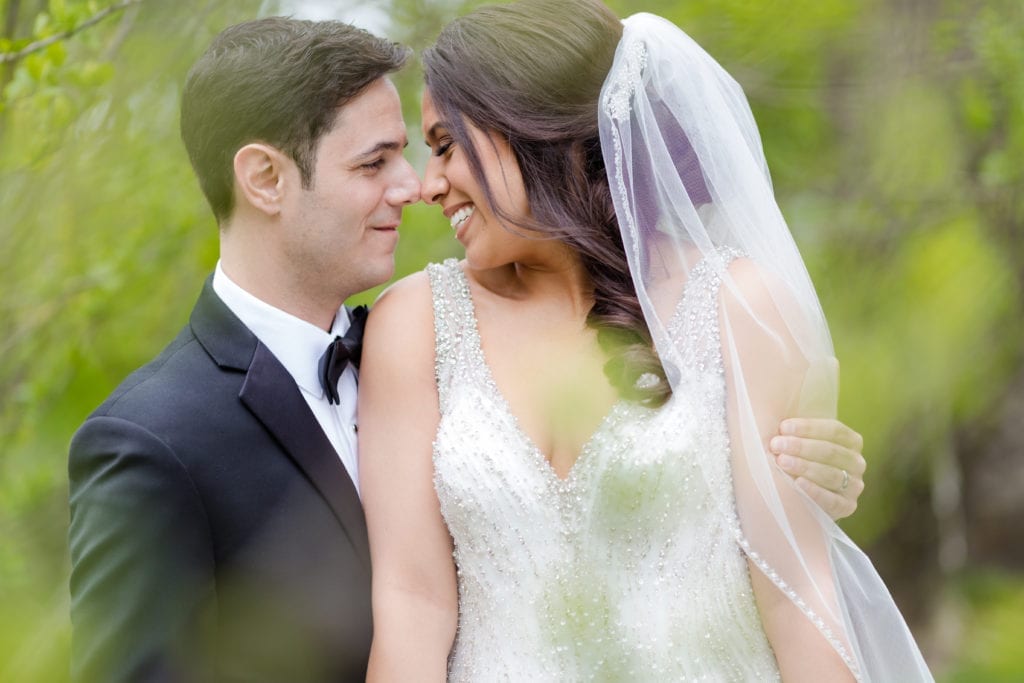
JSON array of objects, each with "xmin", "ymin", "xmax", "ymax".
[
  {"xmin": 44, "ymin": 41, "xmax": 67, "ymax": 68},
  {"xmin": 32, "ymin": 13, "xmax": 52, "ymax": 38},
  {"xmin": 23, "ymin": 54, "xmax": 48, "ymax": 82},
  {"xmin": 75, "ymin": 60, "xmax": 115, "ymax": 87}
]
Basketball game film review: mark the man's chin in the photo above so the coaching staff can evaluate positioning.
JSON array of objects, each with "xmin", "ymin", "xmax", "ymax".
[{"xmin": 352, "ymin": 259, "xmax": 397, "ymax": 296}]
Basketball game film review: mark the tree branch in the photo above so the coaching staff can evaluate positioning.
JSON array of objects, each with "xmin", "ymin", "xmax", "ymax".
[{"xmin": 0, "ymin": 0, "xmax": 144, "ymax": 64}]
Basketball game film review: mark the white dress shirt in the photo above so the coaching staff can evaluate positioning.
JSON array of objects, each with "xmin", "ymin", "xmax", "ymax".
[{"xmin": 212, "ymin": 262, "xmax": 360, "ymax": 494}]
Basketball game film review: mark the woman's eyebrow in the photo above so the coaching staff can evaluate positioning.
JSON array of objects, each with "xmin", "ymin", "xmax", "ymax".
[{"xmin": 424, "ymin": 121, "xmax": 449, "ymax": 144}]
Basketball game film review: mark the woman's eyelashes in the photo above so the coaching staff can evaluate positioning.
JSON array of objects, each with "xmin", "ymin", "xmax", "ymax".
[{"xmin": 433, "ymin": 137, "xmax": 454, "ymax": 157}]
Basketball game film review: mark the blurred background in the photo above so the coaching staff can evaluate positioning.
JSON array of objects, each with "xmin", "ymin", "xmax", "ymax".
[{"xmin": 1, "ymin": 0, "xmax": 1021, "ymax": 680}]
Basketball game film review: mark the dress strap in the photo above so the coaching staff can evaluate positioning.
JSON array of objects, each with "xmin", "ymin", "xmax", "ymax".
[
  {"xmin": 426, "ymin": 258, "xmax": 477, "ymax": 413},
  {"xmin": 666, "ymin": 246, "xmax": 745, "ymax": 382}
]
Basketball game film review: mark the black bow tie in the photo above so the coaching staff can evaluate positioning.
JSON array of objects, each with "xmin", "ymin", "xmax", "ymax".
[{"xmin": 318, "ymin": 305, "xmax": 368, "ymax": 405}]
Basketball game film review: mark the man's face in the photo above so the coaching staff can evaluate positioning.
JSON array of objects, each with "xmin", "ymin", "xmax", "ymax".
[{"xmin": 281, "ymin": 77, "xmax": 420, "ymax": 302}]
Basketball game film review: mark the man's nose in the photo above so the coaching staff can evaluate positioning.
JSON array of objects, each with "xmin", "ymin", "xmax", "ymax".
[{"xmin": 387, "ymin": 159, "xmax": 421, "ymax": 206}]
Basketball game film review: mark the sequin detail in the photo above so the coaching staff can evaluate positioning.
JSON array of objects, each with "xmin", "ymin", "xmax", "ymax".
[
  {"xmin": 427, "ymin": 256, "xmax": 780, "ymax": 682},
  {"xmin": 601, "ymin": 39, "xmax": 647, "ymax": 269},
  {"xmin": 602, "ymin": 39, "xmax": 648, "ymax": 122}
]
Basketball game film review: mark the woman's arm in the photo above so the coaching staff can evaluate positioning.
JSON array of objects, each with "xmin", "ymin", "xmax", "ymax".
[
  {"xmin": 359, "ymin": 272, "xmax": 458, "ymax": 682},
  {"xmin": 720, "ymin": 259, "xmax": 856, "ymax": 682}
]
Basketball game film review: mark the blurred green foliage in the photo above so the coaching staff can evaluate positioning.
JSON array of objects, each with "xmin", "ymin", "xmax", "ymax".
[{"xmin": 1, "ymin": 0, "xmax": 1021, "ymax": 680}]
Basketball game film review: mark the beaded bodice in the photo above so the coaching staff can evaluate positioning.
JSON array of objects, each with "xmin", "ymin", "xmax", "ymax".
[{"xmin": 427, "ymin": 256, "xmax": 780, "ymax": 682}]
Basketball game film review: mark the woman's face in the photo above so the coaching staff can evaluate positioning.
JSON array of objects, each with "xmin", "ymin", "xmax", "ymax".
[{"xmin": 420, "ymin": 90, "xmax": 534, "ymax": 270}]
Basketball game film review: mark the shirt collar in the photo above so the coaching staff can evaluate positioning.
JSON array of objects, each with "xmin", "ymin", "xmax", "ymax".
[{"xmin": 212, "ymin": 261, "xmax": 350, "ymax": 399}]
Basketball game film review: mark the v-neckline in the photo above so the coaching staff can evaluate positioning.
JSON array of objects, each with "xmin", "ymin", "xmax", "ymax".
[{"xmin": 452, "ymin": 265, "xmax": 625, "ymax": 485}]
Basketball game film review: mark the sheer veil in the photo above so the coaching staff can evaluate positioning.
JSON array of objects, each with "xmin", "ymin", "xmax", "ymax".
[{"xmin": 598, "ymin": 13, "xmax": 932, "ymax": 682}]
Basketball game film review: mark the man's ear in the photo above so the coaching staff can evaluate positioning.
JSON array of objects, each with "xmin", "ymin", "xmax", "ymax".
[{"xmin": 233, "ymin": 143, "xmax": 294, "ymax": 216}]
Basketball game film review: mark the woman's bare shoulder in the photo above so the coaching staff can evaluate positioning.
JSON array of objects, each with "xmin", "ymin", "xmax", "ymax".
[
  {"xmin": 370, "ymin": 268, "xmax": 437, "ymax": 323},
  {"xmin": 363, "ymin": 269, "xmax": 438, "ymax": 363},
  {"xmin": 720, "ymin": 254, "xmax": 791, "ymax": 315}
]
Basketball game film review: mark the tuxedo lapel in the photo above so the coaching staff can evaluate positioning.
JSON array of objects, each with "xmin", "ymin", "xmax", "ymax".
[
  {"xmin": 239, "ymin": 345, "xmax": 370, "ymax": 571},
  {"xmin": 190, "ymin": 277, "xmax": 371, "ymax": 571}
]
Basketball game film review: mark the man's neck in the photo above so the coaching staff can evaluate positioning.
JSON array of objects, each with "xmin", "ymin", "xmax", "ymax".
[{"xmin": 219, "ymin": 235, "xmax": 345, "ymax": 333}]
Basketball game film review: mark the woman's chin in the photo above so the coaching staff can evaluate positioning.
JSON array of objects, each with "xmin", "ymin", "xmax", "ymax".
[{"xmin": 462, "ymin": 249, "xmax": 501, "ymax": 272}]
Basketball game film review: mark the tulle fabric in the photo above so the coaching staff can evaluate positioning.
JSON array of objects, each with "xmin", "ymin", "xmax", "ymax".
[{"xmin": 598, "ymin": 13, "xmax": 932, "ymax": 681}]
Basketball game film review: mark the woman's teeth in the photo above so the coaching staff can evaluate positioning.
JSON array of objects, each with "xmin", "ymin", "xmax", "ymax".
[{"xmin": 450, "ymin": 205, "xmax": 475, "ymax": 230}]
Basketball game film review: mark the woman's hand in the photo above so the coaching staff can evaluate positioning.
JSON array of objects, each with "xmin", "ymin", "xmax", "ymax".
[{"xmin": 770, "ymin": 418, "xmax": 866, "ymax": 520}]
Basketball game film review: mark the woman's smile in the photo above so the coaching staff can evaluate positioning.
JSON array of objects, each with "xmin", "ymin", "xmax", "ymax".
[{"xmin": 447, "ymin": 204, "xmax": 476, "ymax": 242}]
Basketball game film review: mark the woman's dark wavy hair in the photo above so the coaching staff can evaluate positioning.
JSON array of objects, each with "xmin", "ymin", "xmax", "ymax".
[
  {"xmin": 422, "ymin": 0, "xmax": 670, "ymax": 406},
  {"xmin": 181, "ymin": 17, "xmax": 410, "ymax": 224}
]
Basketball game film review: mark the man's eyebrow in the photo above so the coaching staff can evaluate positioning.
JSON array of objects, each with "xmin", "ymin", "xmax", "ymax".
[{"xmin": 355, "ymin": 139, "xmax": 409, "ymax": 159}]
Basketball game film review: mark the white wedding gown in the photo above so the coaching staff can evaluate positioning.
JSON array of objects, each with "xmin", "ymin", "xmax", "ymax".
[{"xmin": 428, "ymin": 254, "xmax": 782, "ymax": 682}]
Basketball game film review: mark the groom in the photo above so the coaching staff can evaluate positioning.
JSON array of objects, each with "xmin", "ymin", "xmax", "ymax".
[
  {"xmin": 69, "ymin": 15, "xmax": 866, "ymax": 683},
  {"xmin": 67, "ymin": 18, "xmax": 418, "ymax": 682}
]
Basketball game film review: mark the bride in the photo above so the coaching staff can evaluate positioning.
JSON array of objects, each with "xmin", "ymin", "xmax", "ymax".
[{"xmin": 359, "ymin": 0, "xmax": 931, "ymax": 680}]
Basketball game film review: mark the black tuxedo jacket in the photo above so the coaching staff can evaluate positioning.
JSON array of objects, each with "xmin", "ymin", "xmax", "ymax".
[{"xmin": 68, "ymin": 278, "xmax": 372, "ymax": 682}]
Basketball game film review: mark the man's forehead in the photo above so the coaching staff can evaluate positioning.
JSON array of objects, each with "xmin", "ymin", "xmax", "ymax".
[
  {"xmin": 325, "ymin": 83, "xmax": 408, "ymax": 153},
  {"xmin": 331, "ymin": 78, "xmax": 401, "ymax": 125}
]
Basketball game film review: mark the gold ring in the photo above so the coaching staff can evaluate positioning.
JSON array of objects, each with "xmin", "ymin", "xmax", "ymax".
[{"xmin": 840, "ymin": 469, "xmax": 850, "ymax": 491}]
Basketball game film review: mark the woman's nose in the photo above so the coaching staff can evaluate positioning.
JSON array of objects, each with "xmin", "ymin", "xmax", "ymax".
[{"xmin": 420, "ymin": 160, "xmax": 449, "ymax": 205}]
